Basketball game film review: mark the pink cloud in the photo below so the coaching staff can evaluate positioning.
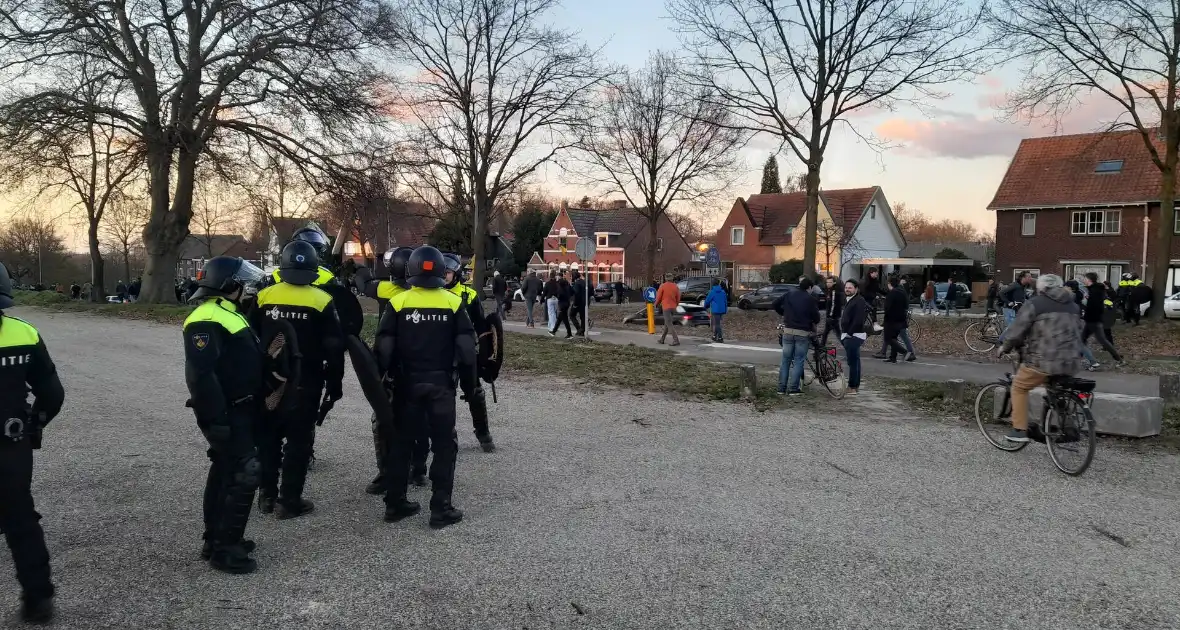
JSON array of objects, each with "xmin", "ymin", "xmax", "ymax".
[{"xmin": 878, "ymin": 86, "xmax": 1139, "ymax": 159}]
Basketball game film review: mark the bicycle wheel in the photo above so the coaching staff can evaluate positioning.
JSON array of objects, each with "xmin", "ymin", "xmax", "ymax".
[
  {"xmin": 802, "ymin": 359, "xmax": 816, "ymax": 386},
  {"xmin": 907, "ymin": 315, "xmax": 921, "ymax": 343},
  {"xmin": 1045, "ymin": 396, "xmax": 1097, "ymax": 476},
  {"xmin": 818, "ymin": 354, "xmax": 847, "ymax": 399},
  {"xmin": 974, "ymin": 382, "xmax": 1028, "ymax": 451},
  {"xmin": 964, "ymin": 321, "xmax": 996, "ymax": 353}
]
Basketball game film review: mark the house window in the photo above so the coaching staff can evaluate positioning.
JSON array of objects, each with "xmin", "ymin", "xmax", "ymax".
[
  {"xmin": 1013, "ymin": 268, "xmax": 1040, "ymax": 281},
  {"xmin": 656, "ymin": 237, "xmax": 664, "ymax": 252},
  {"xmin": 730, "ymin": 227, "xmax": 745, "ymax": 245},
  {"xmin": 1095, "ymin": 160, "xmax": 1124, "ymax": 173},
  {"xmin": 1064, "ymin": 263, "xmax": 1125, "ymax": 284},
  {"xmin": 1175, "ymin": 211, "xmax": 1180, "ymax": 234},
  {"xmin": 737, "ymin": 266, "xmax": 770, "ymax": 288},
  {"xmin": 1022, "ymin": 213, "xmax": 1036, "ymax": 236},
  {"xmin": 869, "ymin": 204, "xmax": 876, "ymax": 219},
  {"xmin": 597, "ymin": 235, "xmax": 608, "ymax": 247},
  {"xmin": 1071, "ymin": 209, "xmax": 1121, "ymax": 235}
]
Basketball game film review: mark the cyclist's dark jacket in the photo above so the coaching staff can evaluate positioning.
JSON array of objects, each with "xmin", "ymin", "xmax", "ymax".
[
  {"xmin": 253, "ymin": 282, "xmax": 344, "ymax": 387},
  {"xmin": 184, "ymin": 298, "xmax": 263, "ymax": 423},
  {"xmin": 772, "ymin": 286, "xmax": 820, "ymax": 333},
  {"xmin": 375, "ymin": 287, "xmax": 477, "ymax": 387},
  {"xmin": 0, "ymin": 315, "xmax": 64, "ymax": 425},
  {"xmin": 999, "ymin": 281, "xmax": 1027, "ymax": 308}
]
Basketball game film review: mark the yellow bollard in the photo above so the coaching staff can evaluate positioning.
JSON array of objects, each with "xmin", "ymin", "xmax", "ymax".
[{"xmin": 646, "ymin": 303, "xmax": 656, "ymax": 334}]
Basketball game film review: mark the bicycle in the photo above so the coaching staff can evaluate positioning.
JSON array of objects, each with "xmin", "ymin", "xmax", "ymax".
[
  {"xmin": 794, "ymin": 331, "xmax": 847, "ymax": 399},
  {"xmin": 861, "ymin": 295, "xmax": 920, "ymax": 353},
  {"xmin": 964, "ymin": 309, "xmax": 1004, "ymax": 353},
  {"xmin": 973, "ymin": 353, "xmax": 1097, "ymax": 476}
]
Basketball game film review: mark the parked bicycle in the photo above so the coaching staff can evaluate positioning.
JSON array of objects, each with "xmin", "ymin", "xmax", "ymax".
[
  {"xmin": 973, "ymin": 353, "xmax": 1097, "ymax": 475},
  {"xmin": 964, "ymin": 308, "xmax": 1004, "ymax": 353},
  {"xmin": 778, "ymin": 327, "xmax": 847, "ymax": 399}
]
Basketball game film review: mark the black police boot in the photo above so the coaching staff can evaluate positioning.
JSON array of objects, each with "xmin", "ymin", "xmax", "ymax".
[
  {"xmin": 202, "ymin": 539, "xmax": 256, "ymax": 560},
  {"xmin": 20, "ymin": 595, "xmax": 53, "ymax": 624},
  {"xmin": 383, "ymin": 497, "xmax": 422, "ymax": 522},
  {"xmin": 476, "ymin": 432, "xmax": 496, "ymax": 453},
  {"xmin": 208, "ymin": 544, "xmax": 258, "ymax": 575},
  {"xmin": 257, "ymin": 495, "xmax": 275, "ymax": 514},
  {"xmin": 365, "ymin": 474, "xmax": 385, "ymax": 495},
  {"xmin": 411, "ymin": 472, "xmax": 428, "ymax": 487},
  {"xmin": 275, "ymin": 498, "xmax": 315, "ymax": 520},
  {"xmin": 429, "ymin": 501, "xmax": 464, "ymax": 529}
]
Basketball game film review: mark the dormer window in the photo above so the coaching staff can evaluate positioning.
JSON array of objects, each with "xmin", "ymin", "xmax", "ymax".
[
  {"xmin": 597, "ymin": 235, "xmax": 608, "ymax": 247},
  {"xmin": 786, "ymin": 226, "xmax": 794, "ymax": 236},
  {"xmin": 1095, "ymin": 160, "xmax": 1123, "ymax": 173}
]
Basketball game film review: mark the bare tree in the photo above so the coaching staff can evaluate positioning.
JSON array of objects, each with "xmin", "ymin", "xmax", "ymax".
[
  {"xmin": 192, "ymin": 181, "xmax": 245, "ymax": 258},
  {"xmin": 0, "ymin": 64, "xmax": 143, "ymax": 301},
  {"xmin": 102, "ymin": 198, "xmax": 149, "ymax": 285},
  {"xmin": 671, "ymin": 0, "xmax": 988, "ymax": 274},
  {"xmin": 0, "ymin": 217, "xmax": 68, "ymax": 285},
  {"xmin": 389, "ymin": 0, "xmax": 613, "ymax": 290},
  {"xmin": 669, "ymin": 212, "xmax": 706, "ymax": 244},
  {"xmin": 0, "ymin": 0, "xmax": 395, "ymax": 302},
  {"xmin": 815, "ymin": 218, "xmax": 863, "ymax": 277},
  {"xmin": 570, "ymin": 52, "xmax": 744, "ymax": 280},
  {"xmin": 987, "ymin": 0, "xmax": 1180, "ymax": 317},
  {"xmin": 782, "ymin": 173, "xmax": 807, "ymax": 194},
  {"xmin": 242, "ymin": 154, "xmax": 316, "ymax": 239}
]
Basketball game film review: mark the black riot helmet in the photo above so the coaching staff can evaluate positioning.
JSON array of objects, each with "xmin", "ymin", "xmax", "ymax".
[
  {"xmin": 442, "ymin": 253, "xmax": 463, "ymax": 289},
  {"xmin": 0, "ymin": 262, "xmax": 15, "ymax": 309},
  {"xmin": 406, "ymin": 246, "xmax": 447, "ymax": 289},
  {"xmin": 190, "ymin": 257, "xmax": 266, "ymax": 303},
  {"xmin": 278, "ymin": 240, "xmax": 321, "ymax": 286},
  {"xmin": 383, "ymin": 247, "xmax": 415, "ymax": 288},
  {"xmin": 290, "ymin": 226, "xmax": 331, "ymax": 263}
]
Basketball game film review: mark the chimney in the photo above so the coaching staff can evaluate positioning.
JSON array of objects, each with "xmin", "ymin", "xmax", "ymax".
[
  {"xmin": 612, "ymin": 199, "xmax": 628, "ymax": 209},
  {"xmin": 561, "ymin": 200, "xmax": 569, "ymax": 210}
]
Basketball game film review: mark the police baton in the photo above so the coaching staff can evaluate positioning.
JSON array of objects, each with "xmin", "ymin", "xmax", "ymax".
[{"xmin": 316, "ymin": 391, "xmax": 334, "ymax": 426}]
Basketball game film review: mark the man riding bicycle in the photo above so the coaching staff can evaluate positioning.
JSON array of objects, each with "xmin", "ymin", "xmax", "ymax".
[{"xmin": 996, "ymin": 274, "xmax": 1084, "ymax": 443}]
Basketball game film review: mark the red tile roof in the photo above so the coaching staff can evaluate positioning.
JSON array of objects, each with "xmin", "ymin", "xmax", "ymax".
[
  {"xmin": 743, "ymin": 188, "xmax": 879, "ymax": 245},
  {"xmin": 988, "ymin": 130, "xmax": 1178, "ymax": 210}
]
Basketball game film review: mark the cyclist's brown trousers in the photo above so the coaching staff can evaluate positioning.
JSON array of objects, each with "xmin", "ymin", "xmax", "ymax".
[{"xmin": 1011, "ymin": 365, "xmax": 1049, "ymax": 431}]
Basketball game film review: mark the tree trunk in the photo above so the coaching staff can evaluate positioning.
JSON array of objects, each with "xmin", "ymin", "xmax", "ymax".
[
  {"xmin": 122, "ymin": 244, "xmax": 131, "ymax": 283},
  {"xmin": 140, "ymin": 149, "xmax": 195, "ymax": 303},
  {"xmin": 646, "ymin": 216, "xmax": 659, "ymax": 284},
  {"xmin": 1150, "ymin": 164, "xmax": 1176, "ymax": 320},
  {"xmin": 471, "ymin": 191, "xmax": 488, "ymax": 291},
  {"xmin": 87, "ymin": 221, "xmax": 105, "ymax": 302},
  {"xmin": 803, "ymin": 161, "xmax": 822, "ymax": 275}
]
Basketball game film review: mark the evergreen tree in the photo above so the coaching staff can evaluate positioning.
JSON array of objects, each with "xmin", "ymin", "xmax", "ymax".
[{"xmin": 760, "ymin": 154, "xmax": 782, "ymax": 194}]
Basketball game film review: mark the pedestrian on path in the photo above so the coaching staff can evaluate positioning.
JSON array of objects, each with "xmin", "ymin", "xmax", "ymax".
[
  {"xmin": 773, "ymin": 277, "xmax": 820, "ymax": 395},
  {"xmin": 550, "ymin": 272, "xmax": 573, "ymax": 338},
  {"xmin": 875, "ymin": 275, "xmax": 912, "ymax": 363},
  {"xmin": 840, "ymin": 279, "xmax": 869, "ymax": 395},
  {"xmin": 942, "ymin": 279, "xmax": 961, "ymax": 316},
  {"xmin": 1081, "ymin": 272, "xmax": 1124, "ymax": 367},
  {"xmin": 522, "ymin": 270, "xmax": 542, "ymax": 328},
  {"xmin": 655, "ymin": 274, "xmax": 681, "ymax": 346},
  {"xmin": 819, "ymin": 275, "xmax": 845, "ymax": 347},
  {"xmin": 544, "ymin": 272, "xmax": 560, "ymax": 331},
  {"xmin": 922, "ymin": 281, "xmax": 935, "ymax": 315},
  {"xmin": 703, "ymin": 278, "xmax": 728, "ymax": 342}
]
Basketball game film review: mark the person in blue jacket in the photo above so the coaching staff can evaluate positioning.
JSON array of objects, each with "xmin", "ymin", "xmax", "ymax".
[{"xmin": 703, "ymin": 278, "xmax": 729, "ymax": 342}]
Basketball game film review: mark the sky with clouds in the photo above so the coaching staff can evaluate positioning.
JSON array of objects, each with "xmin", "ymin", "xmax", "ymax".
[{"xmin": 529, "ymin": 0, "xmax": 1130, "ymax": 235}]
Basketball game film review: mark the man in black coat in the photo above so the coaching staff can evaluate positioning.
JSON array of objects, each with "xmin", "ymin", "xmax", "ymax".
[
  {"xmin": 819, "ymin": 276, "xmax": 845, "ymax": 347},
  {"xmin": 875, "ymin": 275, "xmax": 913, "ymax": 362}
]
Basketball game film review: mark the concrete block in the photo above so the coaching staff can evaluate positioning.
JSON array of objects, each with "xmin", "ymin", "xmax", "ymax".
[
  {"xmin": 993, "ymin": 388, "xmax": 1163, "ymax": 438},
  {"xmin": 944, "ymin": 379, "xmax": 966, "ymax": 402},
  {"xmin": 739, "ymin": 364, "xmax": 757, "ymax": 400}
]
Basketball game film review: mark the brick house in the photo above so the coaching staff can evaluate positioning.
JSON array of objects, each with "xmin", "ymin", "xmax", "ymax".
[
  {"xmin": 176, "ymin": 234, "xmax": 259, "ymax": 279},
  {"xmin": 716, "ymin": 187, "xmax": 904, "ymax": 288},
  {"xmin": 989, "ymin": 130, "xmax": 1180, "ymax": 292},
  {"xmin": 541, "ymin": 200, "xmax": 693, "ymax": 285}
]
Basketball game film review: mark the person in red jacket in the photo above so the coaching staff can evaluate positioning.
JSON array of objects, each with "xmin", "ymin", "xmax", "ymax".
[{"xmin": 655, "ymin": 275, "xmax": 681, "ymax": 346}]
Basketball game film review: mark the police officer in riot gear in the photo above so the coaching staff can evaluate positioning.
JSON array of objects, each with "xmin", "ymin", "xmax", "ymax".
[
  {"xmin": 253, "ymin": 241, "xmax": 345, "ymax": 519},
  {"xmin": 290, "ymin": 225, "xmax": 364, "ymax": 337},
  {"xmin": 376, "ymin": 246, "xmax": 476, "ymax": 528},
  {"xmin": 442, "ymin": 253, "xmax": 495, "ymax": 452},
  {"xmin": 183, "ymin": 256, "xmax": 267, "ymax": 575},
  {"xmin": 0, "ymin": 262, "xmax": 64, "ymax": 623}
]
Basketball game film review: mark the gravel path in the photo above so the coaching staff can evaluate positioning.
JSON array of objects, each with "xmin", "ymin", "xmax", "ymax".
[{"xmin": 3, "ymin": 309, "xmax": 1179, "ymax": 629}]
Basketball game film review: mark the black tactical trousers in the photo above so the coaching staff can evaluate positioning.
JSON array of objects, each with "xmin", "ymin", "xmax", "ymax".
[
  {"xmin": 0, "ymin": 437, "xmax": 53, "ymax": 599},
  {"xmin": 385, "ymin": 382, "xmax": 458, "ymax": 509},
  {"xmin": 201, "ymin": 407, "xmax": 260, "ymax": 548},
  {"xmin": 259, "ymin": 384, "xmax": 320, "ymax": 507}
]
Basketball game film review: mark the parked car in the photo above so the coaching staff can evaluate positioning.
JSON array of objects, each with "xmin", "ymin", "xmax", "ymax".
[
  {"xmin": 1164, "ymin": 292, "xmax": 1180, "ymax": 319},
  {"xmin": 677, "ymin": 276, "xmax": 715, "ymax": 305},
  {"xmin": 736, "ymin": 284, "xmax": 793, "ymax": 310},
  {"xmin": 622, "ymin": 303, "xmax": 710, "ymax": 327},
  {"xmin": 935, "ymin": 282, "xmax": 972, "ymax": 309},
  {"xmin": 594, "ymin": 282, "xmax": 642, "ymax": 303},
  {"xmin": 482, "ymin": 279, "xmax": 520, "ymax": 300},
  {"xmin": 105, "ymin": 295, "xmax": 125, "ymax": 304}
]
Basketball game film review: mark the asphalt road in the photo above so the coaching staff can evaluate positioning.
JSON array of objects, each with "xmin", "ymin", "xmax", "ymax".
[
  {"xmin": 4, "ymin": 309, "xmax": 1180, "ymax": 629},
  {"xmin": 505, "ymin": 320, "xmax": 1164, "ymax": 397}
]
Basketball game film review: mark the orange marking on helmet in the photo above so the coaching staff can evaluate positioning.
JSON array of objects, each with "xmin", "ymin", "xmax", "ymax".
[{"xmin": 423, "ymin": 261, "xmax": 434, "ymax": 271}]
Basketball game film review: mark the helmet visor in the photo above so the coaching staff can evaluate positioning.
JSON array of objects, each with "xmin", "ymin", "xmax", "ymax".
[{"xmin": 234, "ymin": 259, "xmax": 267, "ymax": 296}]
